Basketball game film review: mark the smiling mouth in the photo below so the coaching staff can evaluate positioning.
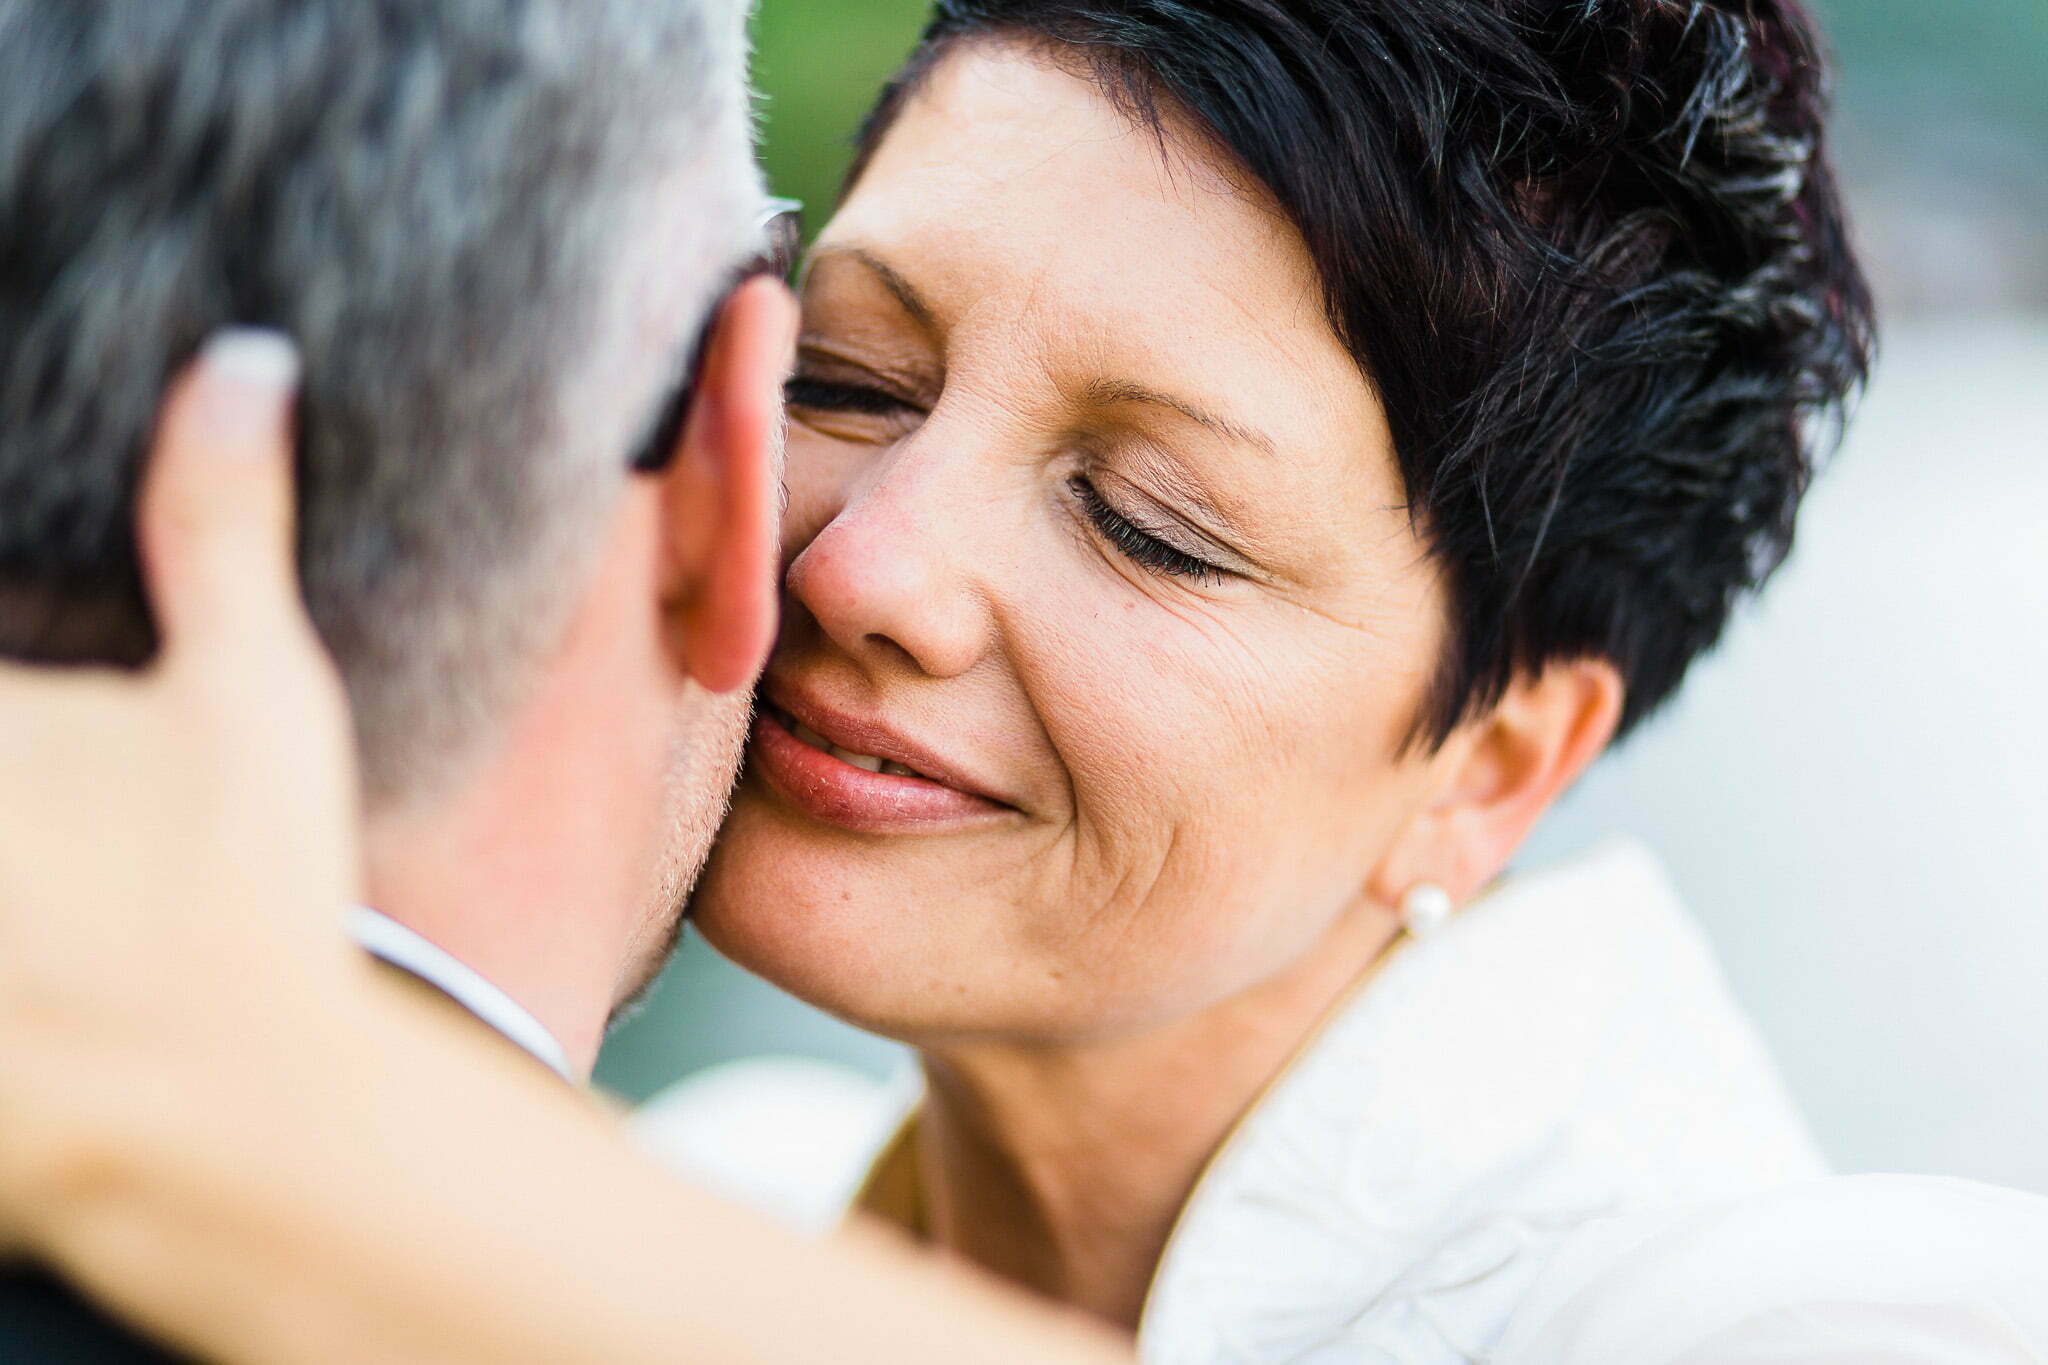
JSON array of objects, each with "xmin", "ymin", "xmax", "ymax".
[
  {"xmin": 766, "ymin": 704, "xmax": 932, "ymax": 780},
  {"xmin": 747, "ymin": 700, "xmax": 1016, "ymax": 834}
]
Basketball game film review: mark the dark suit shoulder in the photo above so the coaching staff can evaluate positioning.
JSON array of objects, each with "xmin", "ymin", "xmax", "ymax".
[{"xmin": 0, "ymin": 1261, "xmax": 188, "ymax": 1362}]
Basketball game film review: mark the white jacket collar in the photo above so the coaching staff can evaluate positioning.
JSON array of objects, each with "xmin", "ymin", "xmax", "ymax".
[{"xmin": 1137, "ymin": 838, "xmax": 1823, "ymax": 1360}]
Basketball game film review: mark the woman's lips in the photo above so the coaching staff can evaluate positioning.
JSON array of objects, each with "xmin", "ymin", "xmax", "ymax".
[{"xmin": 748, "ymin": 705, "xmax": 1015, "ymax": 833}]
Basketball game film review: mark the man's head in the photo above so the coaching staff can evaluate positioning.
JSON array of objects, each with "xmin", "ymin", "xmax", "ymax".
[{"xmin": 1, "ymin": 0, "xmax": 796, "ymax": 1065}]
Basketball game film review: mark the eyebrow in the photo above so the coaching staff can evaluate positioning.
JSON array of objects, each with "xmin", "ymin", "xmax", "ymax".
[
  {"xmin": 814, "ymin": 245, "xmax": 938, "ymax": 332},
  {"xmin": 1082, "ymin": 377, "xmax": 1277, "ymax": 458},
  {"xmin": 814, "ymin": 245, "xmax": 1276, "ymax": 459}
]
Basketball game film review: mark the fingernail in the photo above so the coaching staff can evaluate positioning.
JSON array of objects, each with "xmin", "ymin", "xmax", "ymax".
[
  {"xmin": 202, "ymin": 328, "xmax": 300, "ymax": 387},
  {"xmin": 196, "ymin": 329, "xmax": 301, "ymax": 454}
]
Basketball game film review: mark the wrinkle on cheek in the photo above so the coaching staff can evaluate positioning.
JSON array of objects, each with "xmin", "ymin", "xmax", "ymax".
[
  {"xmin": 1078, "ymin": 820, "xmax": 1182, "ymax": 965},
  {"xmin": 1145, "ymin": 596, "xmax": 1429, "ymax": 816},
  {"xmin": 1058, "ymin": 810, "xmax": 1253, "ymax": 1015},
  {"xmin": 1145, "ymin": 597, "xmax": 1318, "ymax": 751},
  {"xmin": 1043, "ymin": 589, "xmax": 1281, "ymax": 789},
  {"xmin": 1265, "ymin": 534, "xmax": 1447, "ymax": 673},
  {"xmin": 1269, "ymin": 589, "xmax": 1433, "ymax": 650},
  {"xmin": 1000, "ymin": 590, "xmax": 1093, "ymax": 823},
  {"xmin": 1014, "ymin": 623, "xmax": 1393, "ymax": 1017},
  {"xmin": 1000, "ymin": 549, "xmax": 1416, "ymax": 982}
]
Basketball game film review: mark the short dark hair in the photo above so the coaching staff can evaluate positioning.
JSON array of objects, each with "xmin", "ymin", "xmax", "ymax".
[
  {"xmin": 854, "ymin": 0, "xmax": 1874, "ymax": 743},
  {"xmin": 0, "ymin": 0, "xmax": 754, "ymax": 799}
]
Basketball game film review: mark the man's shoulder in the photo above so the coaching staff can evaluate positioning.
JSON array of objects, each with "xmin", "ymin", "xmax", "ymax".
[{"xmin": 0, "ymin": 1261, "xmax": 187, "ymax": 1363}]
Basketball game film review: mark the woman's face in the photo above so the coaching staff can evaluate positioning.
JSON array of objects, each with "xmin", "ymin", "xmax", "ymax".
[{"xmin": 691, "ymin": 43, "xmax": 1450, "ymax": 1043}]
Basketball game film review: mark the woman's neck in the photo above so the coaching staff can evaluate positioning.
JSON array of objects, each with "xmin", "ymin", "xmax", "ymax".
[{"xmin": 911, "ymin": 905, "xmax": 1402, "ymax": 1328}]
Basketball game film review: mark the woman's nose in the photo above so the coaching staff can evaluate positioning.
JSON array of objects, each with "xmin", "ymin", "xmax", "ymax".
[{"xmin": 784, "ymin": 462, "xmax": 995, "ymax": 681}]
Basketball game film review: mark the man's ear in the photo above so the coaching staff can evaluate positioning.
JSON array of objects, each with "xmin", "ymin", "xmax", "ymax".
[
  {"xmin": 1370, "ymin": 658, "xmax": 1624, "ymax": 907},
  {"xmin": 656, "ymin": 275, "xmax": 799, "ymax": 693}
]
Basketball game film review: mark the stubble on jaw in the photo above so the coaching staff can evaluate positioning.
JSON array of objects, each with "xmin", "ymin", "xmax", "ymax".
[{"xmin": 607, "ymin": 688, "xmax": 757, "ymax": 1028}]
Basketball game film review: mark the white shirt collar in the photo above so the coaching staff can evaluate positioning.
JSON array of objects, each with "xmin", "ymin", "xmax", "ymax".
[{"xmin": 345, "ymin": 906, "xmax": 574, "ymax": 1081}]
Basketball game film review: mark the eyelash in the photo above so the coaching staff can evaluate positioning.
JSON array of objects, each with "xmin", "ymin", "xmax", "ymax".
[
  {"xmin": 1069, "ymin": 475, "xmax": 1225, "ymax": 584},
  {"xmin": 785, "ymin": 374, "xmax": 916, "ymax": 417},
  {"xmin": 786, "ymin": 373, "xmax": 1225, "ymax": 585}
]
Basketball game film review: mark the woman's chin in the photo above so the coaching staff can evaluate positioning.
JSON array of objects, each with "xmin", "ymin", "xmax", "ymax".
[{"xmin": 690, "ymin": 789, "xmax": 987, "ymax": 1037}]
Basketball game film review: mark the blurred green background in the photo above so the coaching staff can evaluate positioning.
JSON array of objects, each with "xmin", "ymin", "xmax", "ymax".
[
  {"xmin": 595, "ymin": 0, "xmax": 2048, "ymax": 1104},
  {"xmin": 747, "ymin": 0, "xmax": 929, "ymax": 234}
]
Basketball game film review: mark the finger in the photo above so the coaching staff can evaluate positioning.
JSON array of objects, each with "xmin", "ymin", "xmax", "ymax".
[{"xmin": 137, "ymin": 330, "xmax": 306, "ymax": 669}]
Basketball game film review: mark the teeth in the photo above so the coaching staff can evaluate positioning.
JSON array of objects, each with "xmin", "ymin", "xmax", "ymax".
[
  {"xmin": 780, "ymin": 709, "xmax": 927, "ymax": 780},
  {"xmin": 829, "ymin": 745, "xmax": 886, "ymax": 774}
]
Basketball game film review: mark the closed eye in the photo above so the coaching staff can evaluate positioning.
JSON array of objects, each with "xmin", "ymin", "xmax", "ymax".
[
  {"xmin": 1070, "ymin": 475, "xmax": 1227, "ymax": 584},
  {"xmin": 785, "ymin": 374, "xmax": 920, "ymax": 417}
]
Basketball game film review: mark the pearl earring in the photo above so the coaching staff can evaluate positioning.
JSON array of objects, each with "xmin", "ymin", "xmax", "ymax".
[{"xmin": 1400, "ymin": 883, "xmax": 1453, "ymax": 937}]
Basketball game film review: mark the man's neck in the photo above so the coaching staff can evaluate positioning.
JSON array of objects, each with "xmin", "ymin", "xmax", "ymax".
[
  {"xmin": 362, "ymin": 826, "xmax": 625, "ymax": 1080},
  {"xmin": 349, "ymin": 908, "xmax": 575, "ymax": 1078},
  {"xmin": 349, "ymin": 479, "xmax": 708, "ymax": 1081},
  {"xmin": 361, "ymin": 721, "xmax": 675, "ymax": 1080}
]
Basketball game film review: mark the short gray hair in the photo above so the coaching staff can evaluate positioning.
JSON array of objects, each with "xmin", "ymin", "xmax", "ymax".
[{"xmin": 0, "ymin": 0, "xmax": 760, "ymax": 800}]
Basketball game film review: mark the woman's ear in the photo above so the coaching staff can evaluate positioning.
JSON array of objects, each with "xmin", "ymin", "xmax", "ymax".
[
  {"xmin": 655, "ymin": 274, "xmax": 800, "ymax": 693},
  {"xmin": 1372, "ymin": 658, "xmax": 1624, "ymax": 907}
]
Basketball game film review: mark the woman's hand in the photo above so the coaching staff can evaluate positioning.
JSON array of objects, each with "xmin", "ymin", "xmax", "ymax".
[{"xmin": 0, "ymin": 331, "xmax": 364, "ymax": 1251}]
